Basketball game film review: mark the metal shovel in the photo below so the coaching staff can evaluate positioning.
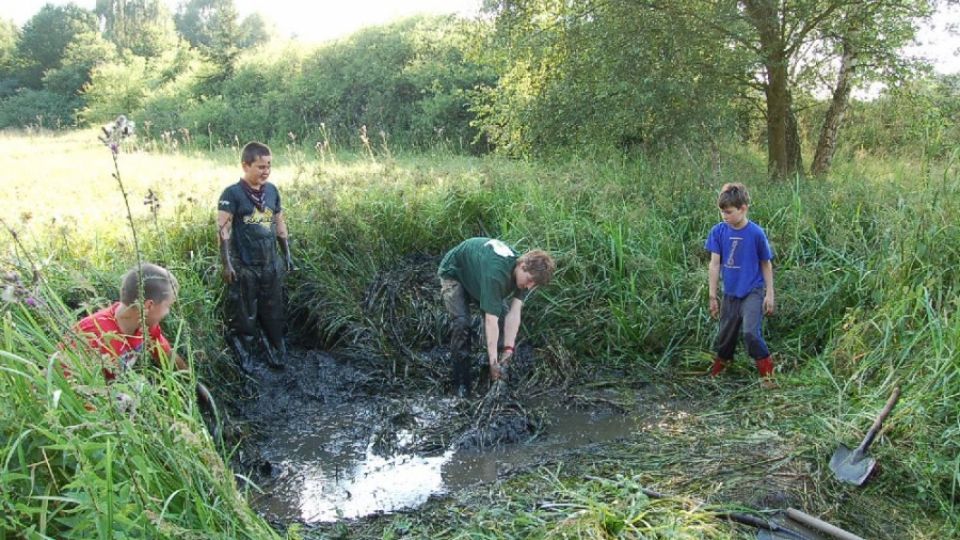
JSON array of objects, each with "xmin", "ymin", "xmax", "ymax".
[{"xmin": 829, "ymin": 386, "xmax": 901, "ymax": 486}]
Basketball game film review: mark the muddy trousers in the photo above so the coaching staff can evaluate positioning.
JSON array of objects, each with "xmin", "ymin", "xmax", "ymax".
[
  {"xmin": 441, "ymin": 278, "xmax": 472, "ymax": 391},
  {"xmin": 715, "ymin": 288, "xmax": 770, "ymax": 362},
  {"xmin": 225, "ymin": 260, "xmax": 286, "ymax": 353}
]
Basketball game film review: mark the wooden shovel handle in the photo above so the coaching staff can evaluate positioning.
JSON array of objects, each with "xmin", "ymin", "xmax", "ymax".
[
  {"xmin": 785, "ymin": 508, "xmax": 865, "ymax": 540},
  {"xmin": 855, "ymin": 386, "xmax": 901, "ymax": 454}
]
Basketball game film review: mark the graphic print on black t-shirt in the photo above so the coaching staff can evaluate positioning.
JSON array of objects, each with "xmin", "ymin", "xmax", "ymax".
[{"xmin": 219, "ymin": 181, "xmax": 282, "ymax": 266}]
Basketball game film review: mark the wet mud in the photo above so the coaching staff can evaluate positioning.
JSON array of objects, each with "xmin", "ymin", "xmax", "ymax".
[
  {"xmin": 216, "ymin": 255, "xmax": 807, "ymax": 530},
  {"xmin": 222, "ymin": 345, "xmax": 653, "ymax": 525}
]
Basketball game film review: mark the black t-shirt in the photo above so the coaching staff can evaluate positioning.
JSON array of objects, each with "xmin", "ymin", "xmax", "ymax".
[{"xmin": 218, "ymin": 181, "xmax": 282, "ymax": 266}]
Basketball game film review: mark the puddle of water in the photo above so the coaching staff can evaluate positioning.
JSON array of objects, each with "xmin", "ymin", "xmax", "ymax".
[
  {"xmin": 248, "ymin": 395, "xmax": 641, "ymax": 523},
  {"xmin": 442, "ymin": 405, "xmax": 637, "ymax": 489}
]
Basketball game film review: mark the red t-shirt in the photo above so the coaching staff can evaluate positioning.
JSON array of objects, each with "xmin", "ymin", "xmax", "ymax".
[{"xmin": 74, "ymin": 302, "xmax": 173, "ymax": 381}]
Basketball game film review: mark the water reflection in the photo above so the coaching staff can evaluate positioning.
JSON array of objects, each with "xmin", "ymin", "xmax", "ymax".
[
  {"xmin": 299, "ymin": 444, "xmax": 455, "ymax": 522},
  {"xmin": 251, "ymin": 399, "xmax": 641, "ymax": 523}
]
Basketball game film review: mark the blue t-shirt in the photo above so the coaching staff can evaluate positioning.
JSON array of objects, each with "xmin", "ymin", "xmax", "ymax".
[{"xmin": 705, "ymin": 221, "xmax": 773, "ymax": 299}]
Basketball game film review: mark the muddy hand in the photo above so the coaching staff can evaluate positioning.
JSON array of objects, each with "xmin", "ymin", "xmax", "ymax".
[
  {"xmin": 490, "ymin": 362, "xmax": 504, "ymax": 381},
  {"xmin": 279, "ymin": 237, "xmax": 296, "ymax": 272},
  {"xmin": 222, "ymin": 263, "xmax": 236, "ymax": 284}
]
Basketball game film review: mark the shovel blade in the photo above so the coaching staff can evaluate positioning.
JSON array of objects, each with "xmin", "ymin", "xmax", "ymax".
[{"xmin": 829, "ymin": 444, "xmax": 876, "ymax": 485}]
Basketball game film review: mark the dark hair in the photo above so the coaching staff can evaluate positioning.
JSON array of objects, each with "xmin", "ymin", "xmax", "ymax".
[
  {"xmin": 518, "ymin": 250, "xmax": 556, "ymax": 286},
  {"xmin": 241, "ymin": 141, "xmax": 272, "ymax": 165},
  {"xmin": 120, "ymin": 263, "xmax": 178, "ymax": 305},
  {"xmin": 717, "ymin": 182, "xmax": 750, "ymax": 208}
]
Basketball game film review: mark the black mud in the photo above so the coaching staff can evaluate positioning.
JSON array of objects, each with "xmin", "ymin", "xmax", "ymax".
[{"xmin": 217, "ymin": 340, "xmax": 662, "ymax": 526}]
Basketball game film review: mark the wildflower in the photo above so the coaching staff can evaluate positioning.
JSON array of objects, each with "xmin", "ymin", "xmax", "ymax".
[
  {"xmin": 1, "ymin": 285, "xmax": 15, "ymax": 303},
  {"xmin": 1, "ymin": 271, "xmax": 39, "ymax": 308},
  {"xmin": 115, "ymin": 392, "xmax": 137, "ymax": 415},
  {"xmin": 143, "ymin": 189, "xmax": 160, "ymax": 214},
  {"xmin": 98, "ymin": 114, "xmax": 136, "ymax": 154}
]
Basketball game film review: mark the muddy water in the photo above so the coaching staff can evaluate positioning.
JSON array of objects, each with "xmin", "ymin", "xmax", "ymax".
[{"xmin": 230, "ymin": 349, "xmax": 644, "ymax": 524}]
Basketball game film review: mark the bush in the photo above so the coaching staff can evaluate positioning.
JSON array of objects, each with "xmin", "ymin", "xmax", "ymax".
[{"xmin": 0, "ymin": 88, "xmax": 78, "ymax": 129}]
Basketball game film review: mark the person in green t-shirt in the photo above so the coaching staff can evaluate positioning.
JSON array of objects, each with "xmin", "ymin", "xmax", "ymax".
[{"xmin": 438, "ymin": 237, "xmax": 556, "ymax": 397}]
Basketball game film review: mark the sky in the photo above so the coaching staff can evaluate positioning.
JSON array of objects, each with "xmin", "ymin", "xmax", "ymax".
[
  {"xmin": 10, "ymin": 0, "xmax": 482, "ymax": 44},
  {"xmin": 8, "ymin": 1, "xmax": 959, "ymax": 73}
]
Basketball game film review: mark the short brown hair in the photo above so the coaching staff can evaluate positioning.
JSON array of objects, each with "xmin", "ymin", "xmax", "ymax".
[
  {"xmin": 241, "ymin": 141, "xmax": 271, "ymax": 165},
  {"xmin": 518, "ymin": 250, "xmax": 556, "ymax": 286},
  {"xmin": 717, "ymin": 182, "xmax": 750, "ymax": 208},
  {"xmin": 120, "ymin": 263, "xmax": 178, "ymax": 305}
]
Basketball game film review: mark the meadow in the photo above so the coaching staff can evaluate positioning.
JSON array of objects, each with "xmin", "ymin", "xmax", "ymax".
[{"xmin": 2, "ymin": 128, "xmax": 958, "ymax": 538}]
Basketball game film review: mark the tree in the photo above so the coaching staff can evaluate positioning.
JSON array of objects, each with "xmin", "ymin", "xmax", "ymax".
[
  {"xmin": 475, "ymin": 0, "xmax": 747, "ymax": 157},
  {"xmin": 95, "ymin": 0, "xmax": 177, "ymax": 58},
  {"xmin": 15, "ymin": 4, "xmax": 98, "ymax": 88},
  {"xmin": 651, "ymin": 0, "xmax": 938, "ymax": 177},
  {"xmin": 480, "ymin": 0, "xmax": 939, "ymax": 177},
  {"xmin": 174, "ymin": 0, "xmax": 263, "ymax": 77},
  {"xmin": 0, "ymin": 18, "xmax": 20, "ymax": 97},
  {"xmin": 237, "ymin": 12, "xmax": 273, "ymax": 49},
  {"xmin": 42, "ymin": 31, "xmax": 118, "ymax": 97},
  {"xmin": 808, "ymin": 2, "xmax": 935, "ymax": 175}
]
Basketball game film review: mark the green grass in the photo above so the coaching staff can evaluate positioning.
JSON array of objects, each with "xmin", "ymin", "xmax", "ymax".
[{"xmin": 3, "ymin": 129, "xmax": 959, "ymax": 538}]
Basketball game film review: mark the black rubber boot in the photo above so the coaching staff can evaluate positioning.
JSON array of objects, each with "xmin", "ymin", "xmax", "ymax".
[
  {"xmin": 454, "ymin": 353, "xmax": 472, "ymax": 398},
  {"xmin": 261, "ymin": 333, "xmax": 284, "ymax": 370},
  {"xmin": 450, "ymin": 320, "xmax": 472, "ymax": 397},
  {"xmin": 228, "ymin": 334, "xmax": 256, "ymax": 374}
]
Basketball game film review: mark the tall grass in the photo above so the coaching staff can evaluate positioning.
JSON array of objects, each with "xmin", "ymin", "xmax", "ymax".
[
  {"xmin": 0, "ymin": 296, "xmax": 280, "ymax": 538},
  {"xmin": 4, "ymin": 129, "xmax": 959, "ymax": 536}
]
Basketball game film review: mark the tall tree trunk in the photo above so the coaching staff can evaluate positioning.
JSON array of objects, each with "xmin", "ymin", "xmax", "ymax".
[
  {"xmin": 787, "ymin": 91, "xmax": 803, "ymax": 175},
  {"xmin": 744, "ymin": 0, "xmax": 793, "ymax": 179},
  {"xmin": 766, "ymin": 59, "xmax": 791, "ymax": 178},
  {"xmin": 812, "ymin": 38, "xmax": 857, "ymax": 176}
]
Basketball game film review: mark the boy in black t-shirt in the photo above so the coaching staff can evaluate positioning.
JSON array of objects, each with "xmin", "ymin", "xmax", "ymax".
[{"xmin": 217, "ymin": 142, "xmax": 293, "ymax": 371}]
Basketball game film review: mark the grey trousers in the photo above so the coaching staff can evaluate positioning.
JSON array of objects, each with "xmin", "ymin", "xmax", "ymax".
[
  {"xmin": 441, "ymin": 278, "xmax": 472, "ymax": 389},
  {"xmin": 715, "ymin": 288, "xmax": 770, "ymax": 361}
]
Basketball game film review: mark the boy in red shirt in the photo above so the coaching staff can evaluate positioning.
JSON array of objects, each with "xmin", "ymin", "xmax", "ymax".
[{"xmin": 73, "ymin": 262, "xmax": 186, "ymax": 381}]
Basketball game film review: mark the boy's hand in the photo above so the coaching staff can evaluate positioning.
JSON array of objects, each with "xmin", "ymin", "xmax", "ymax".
[
  {"xmin": 222, "ymin": 263, "xmax": 236, "ymax": 284},
  {"xmin": 490, "ymin": 361, "xmax": 503, "ymax": 381},
  {"xmin": 709, "ymin": 297, "xmax": 720, "ymax": 319},
  {"xmin": 219, "ymin": 241, "xmax": 236, "ymax": 283},
  {"xmin": 764, "ymin": 295, "xmax": 776, "ymax": 315},
  {"xmin": 279, "ymin": 237, "xmax": 296, "ymax": 272},
  {"xmin": 498, "ymin": 346, "xmax": 514, "ymax": 366}
]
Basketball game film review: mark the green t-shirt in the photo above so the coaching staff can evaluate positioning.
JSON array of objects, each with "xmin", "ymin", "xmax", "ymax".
[{"xmin": 438, "ymin": 237, "xmax": 528, "ymax": 317}]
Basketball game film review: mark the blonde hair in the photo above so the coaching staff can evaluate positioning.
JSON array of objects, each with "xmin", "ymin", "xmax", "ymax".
[{"xmin": 120, "ymin": 263, "xmax": 178, "ymax": 304}]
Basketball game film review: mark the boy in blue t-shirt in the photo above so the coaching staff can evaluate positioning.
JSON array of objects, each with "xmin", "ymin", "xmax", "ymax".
[{"xmin": 705, "ymin": 183, "xmax": 777, "ymax": 389}]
